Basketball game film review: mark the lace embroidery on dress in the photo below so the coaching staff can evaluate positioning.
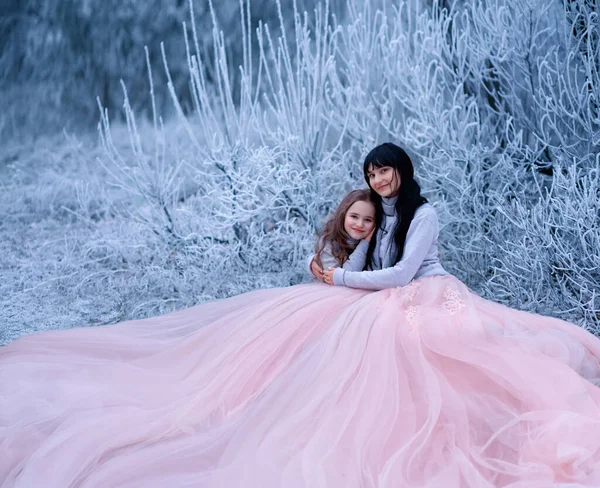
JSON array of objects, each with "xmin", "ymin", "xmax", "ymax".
[
  {"xmin": 404, "ymin": 305, "xmax": 421, "ymax": 330},
  {"xmin": 392, "ymin": 279, "xmax": 422, "ymax": 302},
  {"xmin": 402, "ymin": 280, "xmax": 421, "ymax": 302},
  {"xmin": 442, "ymin": 286, "xmax": 465, "ymax": 315}
]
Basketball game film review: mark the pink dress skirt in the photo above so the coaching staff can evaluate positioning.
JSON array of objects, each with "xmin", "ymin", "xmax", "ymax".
[{"xmin": 3, "ymin": 275, "xmax": 600, "ymax": 487}]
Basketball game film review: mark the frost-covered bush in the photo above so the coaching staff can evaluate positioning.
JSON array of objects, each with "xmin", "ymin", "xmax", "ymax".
[
  {"xmin": 0, "ymin": 0, "xmax": 346, "ymax": 144},
  {"xmin": 95, "ymin": 0, "xmax": 355, "ymax": 296},
  {"xmin": 2, "ymin": 0, "xmax": 599, "ymax": 343}
]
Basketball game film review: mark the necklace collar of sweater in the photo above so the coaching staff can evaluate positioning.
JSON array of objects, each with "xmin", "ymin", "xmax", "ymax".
[{"xmin": 381, "ymin": 195, "xmax": 398, "ymax": 217}]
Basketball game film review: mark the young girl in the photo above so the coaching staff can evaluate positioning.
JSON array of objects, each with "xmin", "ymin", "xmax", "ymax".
[{"xmin": 308, "ymin": 189, "xmax": 376, "ymax": 280}]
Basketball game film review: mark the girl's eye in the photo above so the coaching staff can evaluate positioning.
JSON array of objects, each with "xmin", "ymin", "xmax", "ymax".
[
  {"xmin": 368, "ymin": 174, "xmax": 374, "ymax": 179},
  {"xmin": 381, "ymin": 168, "xmax": 388, "ymax": 173}
]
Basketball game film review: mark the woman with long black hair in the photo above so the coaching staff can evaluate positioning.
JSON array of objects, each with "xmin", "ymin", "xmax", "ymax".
[{"xmin": 4, "ymin": 143, "xmax": 600, "ymax": 487}]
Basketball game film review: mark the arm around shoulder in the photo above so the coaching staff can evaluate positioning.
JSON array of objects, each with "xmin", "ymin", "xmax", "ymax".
[
  {"xmin": 333, "ymin": 206, "xmax": 439, "ymax": 290},
  {"xmin": 342, "ymin": 239, "xmax": 369, "ymax": 271}
]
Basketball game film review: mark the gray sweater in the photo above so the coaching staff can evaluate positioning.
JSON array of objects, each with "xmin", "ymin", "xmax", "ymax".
[
  {"xmin": 307, "ymin": 237, "xmax": 364, "ymax": 273},
  {"xmin": 332, "ymin": 199, "xmax": 449, "ymax": 290}
]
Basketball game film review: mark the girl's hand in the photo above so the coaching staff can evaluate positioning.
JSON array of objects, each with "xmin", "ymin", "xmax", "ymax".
[
  {"xmin": 323, "ymin": 268, "xmax": 336, "ymax": 285},
  {"xmin": 364, "ymin": 227, "xmax": 375, "ymax": 243},
  {"xmin": 310, "ymin": 258, "xmax": 324, "ymax": 281}
]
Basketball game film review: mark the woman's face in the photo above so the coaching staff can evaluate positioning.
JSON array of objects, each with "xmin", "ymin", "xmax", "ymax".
[
  {"xmin": 344, "ymin": 200, "xmax": 376, "ymax": 240},
  {"xmin": 366, "ymin": 164, "xmax": 401, "ymax": 198}
]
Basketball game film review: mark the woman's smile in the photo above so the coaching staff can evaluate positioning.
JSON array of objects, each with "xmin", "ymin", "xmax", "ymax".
[{"xmin": 367, "ymin": 165, "xmax": 401, "ymax": 197}]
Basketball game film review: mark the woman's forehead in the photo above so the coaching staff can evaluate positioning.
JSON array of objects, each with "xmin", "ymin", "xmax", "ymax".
[{"xmin": 367, "ymin": 162, "xmax": 392, "ymax": 172}]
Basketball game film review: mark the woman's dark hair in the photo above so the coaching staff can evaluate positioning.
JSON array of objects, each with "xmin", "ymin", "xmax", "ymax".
[{"xmin": 363, "ymin": 143, "xmax": 427, "ymax": 269}]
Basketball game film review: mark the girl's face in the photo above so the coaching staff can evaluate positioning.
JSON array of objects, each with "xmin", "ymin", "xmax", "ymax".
[
  {"xmin": 366, "ymin": 164, "xmax": 401, "ymax": 198},
  {"xmin": 344, "ymin": 200, "xmax": 376, "ymax": 240}
]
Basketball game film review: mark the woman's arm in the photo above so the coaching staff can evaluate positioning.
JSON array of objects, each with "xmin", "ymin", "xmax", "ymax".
[
  {"xmin": 331, "ymin": 209, "xmax": 439, "ymax": 290},
  {"xmin": 341, "ymin": 240, "xmax": 369, "ymax": 271}
]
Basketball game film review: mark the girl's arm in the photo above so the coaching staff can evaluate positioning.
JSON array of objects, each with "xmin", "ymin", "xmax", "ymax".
[
  {"xmin": 307, "ymin": 241, "xmax": 338, "ymax": 279},
  {"xmin": 308, "ymin": 238, "xmax": 368, "ymax": 278},
  {"xmin": 332, "ymin": 208, "xmax": 439, "ymax": 290},
  {"xmin": 317, "ymin": 242, "xmax": 339, "ymax": 270},
  {"xmin": 306, "ymin": 254, "xmax": 320, "ymax": 277}
]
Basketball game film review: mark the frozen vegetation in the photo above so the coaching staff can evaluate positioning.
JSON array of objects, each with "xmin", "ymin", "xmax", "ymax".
[{"xmin": 0, "ymin": 0, "xmax": 599, "ymax": 344}]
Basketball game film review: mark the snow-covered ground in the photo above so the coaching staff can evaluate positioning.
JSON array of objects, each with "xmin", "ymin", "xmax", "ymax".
[{"xmin": 0, "ymin": 128, "xmax": 307, "ymax": 345}]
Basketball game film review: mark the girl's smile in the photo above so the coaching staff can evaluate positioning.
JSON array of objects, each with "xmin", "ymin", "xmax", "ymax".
[{"xmin": 344, "ymin": 200, "xmax": 376, "ymax": 240}]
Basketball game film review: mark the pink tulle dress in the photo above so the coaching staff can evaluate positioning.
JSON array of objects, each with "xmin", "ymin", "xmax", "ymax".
[{"xmin": 2, "ymin": 275, "xmax": 600, "ymax": 487}]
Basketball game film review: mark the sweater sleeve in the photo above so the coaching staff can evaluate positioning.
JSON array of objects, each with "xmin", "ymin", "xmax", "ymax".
[
  {"xmin": 318, "ymin": 242, "xmax": 340, "ymax": 270},
  {"xmin": 308, "ymin": 240, "xmax": 339, "ymax": 279},
  {"xmin": 306, "ymin": 253, "xmax": 317, "ymax": 277},
  {"xmin": 342, "ymin": 239, "xmax": 369, "ymax": 271},
  {"xmin": 333, "ymin": 208, "xmax": 439, "ymax": 290}
]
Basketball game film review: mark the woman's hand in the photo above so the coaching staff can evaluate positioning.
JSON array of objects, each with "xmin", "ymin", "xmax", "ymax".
[
  {"xmin": 310, "ymin": 258, "xmax": 324, "ymax": 281},
  {"xmin": 364, "ymin": 227, "xmax": 375, "ymax": 243},
  {"xmin": 323, "ymin": 268, "xmax": 336, "ymax": 285}
]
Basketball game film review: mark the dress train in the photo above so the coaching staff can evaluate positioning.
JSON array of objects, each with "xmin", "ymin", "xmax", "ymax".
[{"xmin": 2, "ymin": 276, "xmax": 600, "ymax": 487}]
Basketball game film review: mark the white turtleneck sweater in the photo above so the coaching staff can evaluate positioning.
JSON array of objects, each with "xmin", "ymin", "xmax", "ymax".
[
  {"xmin": 332, "ymin": 197, "xmax": 449, "ymax": 290},
  {"xmin": 307, "ymin": 237, "xmax": 364, "ymax": 274}
]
